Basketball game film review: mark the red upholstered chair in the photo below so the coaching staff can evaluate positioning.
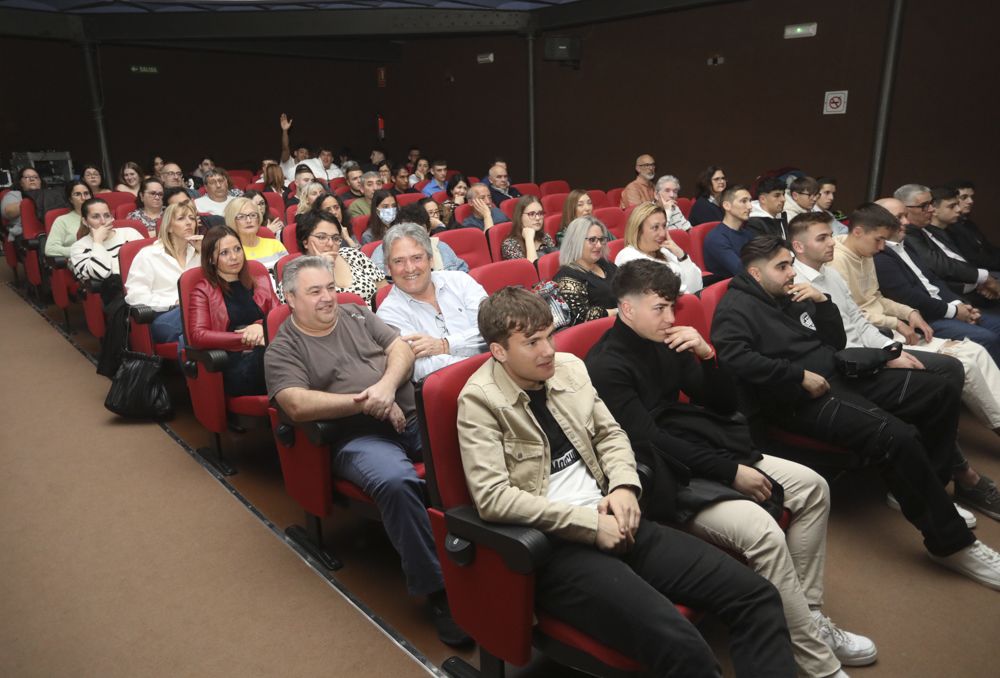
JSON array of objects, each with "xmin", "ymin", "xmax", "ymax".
[
  {"xmin": 245, "ymin": 182, "xmax": 265, "ymax": 192},
  {"xmin": 668, "ymin": 228, "xmax": 691, "ymax": 257},
  {"xmin": 114, "ymin": 202, "xmax": 136, "ymax": 220},
  {"xmin": 593, "ymin": 207, "xmax": 626, "ymax": 239},
  {"xmin": 453, "ymin": 204, "xmax": 474, "ymax": 225},
  {"xmin": 607, "ymin": 238, "xmax": 626, "ymax": 263},
  {"xmin": 606, "ymin": 187, "xmax": 625, "ymax": 209},
  {"xmin": 264, "ymin": 296, "xmax": 423, "ymax": 570},
  {"xmin": 395, "ymin": 192, "xmax": 425, "ymax": 208},
  {"xmin": 553, "ymin": 316, "xmax": 614, "ymax": 357},
  {"xmin": 487, "ymin": 222, "xmax": 513, "ymax": 262},
  {"xmin": 18, "ymin": 199, "xmax": 46, "ymax": 299},
  {"xmin": 431, "ymin": 190, "xmax": 448, "ymax": 204},
  {"xmin": 177, "ymin": 262, "xmax": 273, "ymax": 476},
  {"xmin": 228, "ymin": 169, "xmax": 253, "ymax": 185},
  {"xmin": 539, "ymin": 180, "xmax": 570, "ymax": 196},
  {"xmin": 361, "ymin": 239, "xmax": 382, "ymax": 258},
  {"xmin": 677, "ymin": 197, "xmax": 693, "ymax": 219},
  {"xmin": 228, "ymin": 175, "xmax": 249, "ymax": 191},
  {"xmin": 77, "ymin": 224, "xmax": 148, "ymax": 339},
  {"xmin": 536, "ymin": 251, "xmax": 561, "ymax": 282},
  {"xmin": 541, "ymin": 192, "xmax": 568, "ymax": 216},
  {"xmin": 285, "ymin": 204, "xmax": 298, "ymax": 227},
  {"xmin": 1, "ymin": 188, "xmax": 19, "ymax": 284},
  {"xmin": 469, "ymin": 258, "xmax": 539, "ymax": 294},
  {"xmin": 262, "ymin": 192, "xmax": 285, "ymax": 221},
  {"xmin": 687, "ymin": 221, "xmax": 719, "ymax": 272},
  {"xmin": 95, "ymin": 191, "xmax": 138, "ymax": 214},
  {"xmin": 467, "ymin": 176, "xmax": 480, "ymax": 185},
  {"xmin": 414, "ymin": 179, "xmax": 431, "ymax": 192},
  {"xmin": 436, "ymin": 228, "xmax": 491, "ymax": 271},
  {"xmin": 374, "ymin": 282, "xmax": 393, "ymax": 310},
  {"xmin": 258, "ymin": 226, "xmax": 277, "ymax": 240},
  {"xmin": 44, "ymin": 208, "xmax": 75, "ymax": 329},
  {"xmin": 511, "ymin": 182, "xmax": 540, "ymax": 197},
  {"xmin": 587, "ymin": 189, "xmax": 609, "ymax": 209},
  {"xmin": 281, "ymin": 223, "xmax": 299, "ymax": 253},
  {"xmin": 352, "ymin": 214, "xmax": 370, "ymax": 242},
  {"xmin": 120, "ymin": 238, "xmax": 180, "ymax": 359},
  {"xmin": 543, "ymin": 214, "xmax": 562, "ymax": 242},
  {"xmin": 329, "ymin": 177, "xmax": 347, "ymax": 191},
  {"xmin": 274, "ymin": 252, "xmax": 301, "ymax": 286},
  {"xmin": 416, "ymin": 354, "xmax": 665, "ymax": 677},
  {"xmin": 498, "ymin": 198, "xmax": 518, "ymax": 220}
]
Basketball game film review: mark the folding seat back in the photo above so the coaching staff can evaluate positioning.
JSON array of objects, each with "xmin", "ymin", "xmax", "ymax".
[
  {"xmin": 114, "ymin": 202, "xmax": 136, "ymax": 220},
  {"xmin": 469, "ymin": 258, "xmax": 539, "ymax": 294},
  {"xmin": 44, "ymin": 208, "xmax": 70, "ymax": 231},
  {"xmin": 281, "ymin": 223, "xmax": 300, "ymax": 253},
  {"xmin": 431, "ymin": 190, "xmax": 448, "ymax": 204},
  {"xmin": 453, "ymin": 204, "xmax": 474, "ymax": 225},
  {"xmin": 511, "ymin": 182, "xmax": 540, "ymax": 197},
  {"xmin": 436, "ymin": 228, "xmax": 491, "ymax": 271},
  {"xmin": 487, "ymin": 222, "xmax": 514, "ymax": 262},
  {"xmin": 374, "ymin": 283, "xmax": 393, "ymax": 310},
  {"xmin": 395, "ymin": 192, "xmax": 425, "ymax": 208},
  {"xmin": 553, "ymin": 316, "xmax": 614, "ymax": 358},
  {"xmin": 228, "ymin": 175, "xmax": 249, "ymax": 191},
  {"xmin": 274, "ymin": 252, "xmax": 302, "ymax": 285},
  {"xmin": 115, "ymin": 217, "xmax": 154, "ymax": 237},
  {"xmin": 688, "ymin": 221, "xmax": 720, "ymax": 272},
  {"xmin": 498, "ymin": 198, "xmax": 518, "ymax": 220},
  {"xmin": 539, "ymin": 180, "xmax": 570, "ymax": 196},
  {"xmin": 668, "ymin": 228, "xmax": 691, "ymax": 255},
  {"xmin": 699, "ymin": 278, "xmax": 731, "ymax": 332},
  {"xmin": 607, "ymin": 238, "xmax": 626, "ymax": 263},
  {"xmin": 44, "ymin": 208, "xmax": 75, "ymax": 323},
  {"xmin": 262, "ymin": 192, "xmax": 285, "ymax": 221},
  {"xmin": 414, "ymin": 179, "xmax": 431, "ymax": 192},
  {"xmin": 285, "ymin": 204, "xmax": 298, "ymax": 227},
  {"xmin": 361, "ymin": 239, "xmax": 381, "ymax": 258},
  {"xmin": 95, "ymin": 191, "xmax": 139, "ymax": 214},
  {"xmin": 586, "ymin": 189, "xmax": 608, "ymax": 209},
  {"xmin": 536, "ymin": 251, "xmax": 561, "ymax": 282},
  {"xmin": 540, "ymin": 192, "xmax": 568, "ymax": 216},
  {"xmin": 606, "ymin": 187, "xmax": 625, "ymax": 209},
  {"xmin": 121, "ymin": 237, "xmax": 179, "ymax": 358},
  {"xmin": 593, "ymin": 207, "xmax": 626, "ymax": 239},
  {"xmin": 19, "ymin": 198, "xmax": 46, "ymax": 290},
  {"xmin": 543, "ymin": 214, "xmax": 562, "ymax": 241},
  {"xmin": 329, "ymin": 177, "xmax": 347, "ymax": 191},
  {"xmin": 245, "ymin": 182, "xmax": 265, "ymax": 192},
  {"xmin": 676, "ymin": 197, "xmax": 693, "ymax": 219},
  {"xmin": 227, "ymin": 169, "xmax": 253, "ymax": 186},
  {"xmin": 352, "ymin": 214, "xmax": 370, "ymax": 242}
]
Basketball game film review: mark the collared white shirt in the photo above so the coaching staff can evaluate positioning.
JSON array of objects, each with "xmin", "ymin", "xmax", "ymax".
[
  {"xmin": 614, "ymin": 245, "xmax": 703, "ymax": 293},
  {"xmin": 194, "ymin": 194, "xmax": 233, "ymax": 216},
  {"xmin": 885, "ymin": 239, "xmax": 959, "ymax": 318},
  {"xmin": 922, "ymin": 228, "xmax": 988, "ymax": 292},
  {"xmin": 124, "ymin": 240, "xmax": 200, "ymax": 311},
  {"xmin": 376, "ymin": 271, "xmax": 488, "ymax": 381},
  {"xmin": 793, "ymin": 259, "xmax": 894, "ymax": 349}
]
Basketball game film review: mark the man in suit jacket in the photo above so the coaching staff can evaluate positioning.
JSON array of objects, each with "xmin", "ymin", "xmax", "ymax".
[{"xmin": 947, "ymin": 179, "xmax": 1000, "ymax": 273}]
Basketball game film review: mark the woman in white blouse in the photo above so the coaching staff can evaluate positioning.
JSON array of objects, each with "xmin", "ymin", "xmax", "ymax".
[
  {"xmin": 124, "ymin": 200, "xmax": 203, "ymax": 343},
  {"xmin": 615, "ymin": 202, "xmax": 703, "ymax": 293}
]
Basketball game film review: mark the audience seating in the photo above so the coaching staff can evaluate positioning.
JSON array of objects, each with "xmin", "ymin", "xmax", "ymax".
[
  {"xmin": 468, "ymin": 176, "xmax": 480, "ymax": 185},
  {"xmin": 453, "ymin": 204, "xmax": 473, "ymax": 225},
  {"xmin": 228, "ymin": 170, "xmax": 254, "ymax": 186},
  {"xmin": 586, "ymin": 189, "xmax": 609, "ymax": 209},
  {"xmin": 78, "ymin": 223, "xmax": 148, "ymax": 340},
  {"xmin": 228, "ymin": 175, "xmax": 249, "ymax": 191},
  {"xmin": 511, "ymin": 182, "xmax": 540, "ymax": 197},
  {"xmin": 607, "ymin": 238, "xmax": 626, "ymax": 262},
  {"xmin": 177, "ymin": 262, "xmax": 272, "ymax": 476},
  {"xmin": 417, "ymin": 353, "xmax": 656, "ymax": 678},
  {"xmin": 676, "ymin": 197, "xmax": 693, "ymax": 219},
  {"xmin": 536, "ymin": 251, "xmax": 561, "ymax": 282},
  {"xmin": 114, "ymin": 203, "xmax": 136, "ymax": 220},
  {"xmin": 541, "ymin": 193, "xmax": 568, "ymax": 216},
  {"xmin": 280, "ymin": 223, "xmax": 300, "ymax": 254},
  {"xmin": 285, "ymin": 204, "xmax": 298, "ymax": 227},
  {"xmin": 43, "ymin": 207, "xmax": 75, "ymax": 329},
  {"xmin": 18, "ymin": 199, "xmax": 47, "ymax": 301},
  {"xmin": 687, "ymin": 221, "xmax": 719, "ymax": 272},
  {"xmin": 593, "ymin": 207, "xmax": 626, "ymax": 239},
  {"xmin": 352, "ymin": 214, "xmax": 370, "ymax": 242},
  {"xmin": 361, "ymin": 240, "xmax": 381, "ymax": 258},
  {"xmin": 436, "ymin": 228, "xmax": 491, "ymax": 271},
  {"xmin": 539, "ymin": 180, "xmax": 570, "ymax": 196},
  {"xmin": 95, "ymin": 191, "xmax": 139, "ymax": 214},
  {"xmin": 414, "ymin": 179, "xmax": 431, "ymax": 192},
  {"xmin": 396, "ymin": 193, "xmax": 424, "ymax": 208},
  {"xmin": 329, "ymin": 177, "xmax": 347, "ymax": 191},
  {"xmin": 486, "ymin": 222, "xmax": 513, "ymax": 262},
  {"xmin": 498, "ymin": 198, "xmax": 518, "ymax": 220},
  {"xmin": 374, "ymin": 283, "xmax": 393, "ymax": 309},
  {"xmin": 553, "ymin": 316, "xmax": 615, "ymax": 357},
  {"xmin": 115, "ymin": 217, "xmax": 153, "ymax": 237},
  {"xmin": 431, "ymin": 190, "xmax": 448, "ymax": 204},
  {"xmin": 668, "ymin": 229, "xmax": 692, "ymax": 256},
  {"xmin": 606, "ymin": 187, "xmax": 625, "ymax": 208},
  {"xmin": 264, "ymin": 296, "xmax": 424, "ymax": 571},
  {"xmin": 262, "ymin": 192, "xmax": 285, "ymax": 221},
  {"xmin": 120, "ymin": 238, "xmax": 179, "ymax": 360},
  {"xmin": 543, "ymin": 214, "xmax": 562, "ymax": 241},
  {"xmin": 469, "ymin": 258, "xmax": 539, "ymax": 294},
  {"xmin": 274, "ymin": 252, "xmax": 301, "ymax": 285},
  {"xmin": 622, "ymin": 203, "xmax": 639, "ymax": 222}
]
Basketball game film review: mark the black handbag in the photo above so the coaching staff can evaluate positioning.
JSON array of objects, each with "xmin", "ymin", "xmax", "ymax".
[{"xmin": 104, "ymin": 350, "xmax": 173, "ymax": 419}]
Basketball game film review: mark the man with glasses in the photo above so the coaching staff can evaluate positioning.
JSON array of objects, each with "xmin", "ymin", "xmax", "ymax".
[
  {"xmin": 783, "ymin": 176, "xmax": 820, "ymax": 223},
  {"xmin": 653, "ymin": 175, "xmax": 692, "ymax": 231},
  {"xmin": 896, "ymin": 184, "xmax": 1000, "ymax": 306},
  {"xmin": 195, "ymin": 169, "xmax": 236, "ymax": 216},
  {"xmin": 486, "ymin": 163, "xmax": 522, "ymax": 205},
  {"xmin": 160, "ymin": 162, "xmax": 198, "ymax": 199},
  {"xmin": 621, "ymin": 154, "xmax": 656, "ymax": 208},
  {"xmin": 460, "ymin": 183, "xmax": 510, "ymax": 231},
  {"xmin": 1, "ymin": 167, "xmax": 43, "ymax": 240}
]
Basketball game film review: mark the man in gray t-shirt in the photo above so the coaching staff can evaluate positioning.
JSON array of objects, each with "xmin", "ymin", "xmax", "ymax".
[{"xmin": 264, "ymin": 255, "xmax": 470, "ymax": 647}]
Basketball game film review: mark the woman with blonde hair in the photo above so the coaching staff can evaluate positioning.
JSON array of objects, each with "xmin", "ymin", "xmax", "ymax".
[
  {"xmin": 616, "ymin": 202, "xmax": 702, "ymax": 293},
  {"xmin": 124, "ymin": 200, "xmax": 203, "ymax": 343},
  {"xmin": 294, "ymin": 180, "xmax": 327, "ymax": 216},
  {"xmin": 224, "ymin": 197, "xmax": 287, "ymax": 271}
]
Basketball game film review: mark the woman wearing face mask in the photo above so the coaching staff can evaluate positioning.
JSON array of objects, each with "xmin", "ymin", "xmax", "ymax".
[
  {"xmin": 360, "ymin": 189, "xmax": 398, "ymax": 245},
  {"xmin": 45, "ymin": 182, "xmax": 91, "ymax": 257},
  {"xmin": 188, "ymin": 226, "xmax": 280, "ymax": 396},
  {"xmin": 80, "ymin": 163, "xmax": 110, "ymax": 195},
  {"xmin": 70, "ymin": 198, "xmax": 144, "ymax": 286},
  {"xmin": 127, "ymin": 178, "xmax": 166, "ymax": 235},
  {"xmin": 295, "ymin": 209, "xmax": 386, "ymax": 304},
  {"xmin": 115, "ymin": 161, "xmax": 143, "ymax": 196},
  {"xmin": 615, "ymin": 202, "xmax": 702, "ymax": 293},
  {"xmin": 124, "ymin": 200, "xmax": 203, "ymax": 343}
]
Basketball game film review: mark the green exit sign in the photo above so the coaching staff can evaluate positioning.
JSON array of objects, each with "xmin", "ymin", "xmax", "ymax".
[
  {"xmin": 784, "ymin": 23, "xmax": 818, "ymax": 39},
  {"xmin": 130, "ymin": 65, "xmax": 159, "ymax": 75}
]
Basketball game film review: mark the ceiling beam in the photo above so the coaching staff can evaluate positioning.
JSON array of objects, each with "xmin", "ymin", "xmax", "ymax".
[{"xmin": 0, "ymin": 7, "xmax": 85, "ymax": 40}]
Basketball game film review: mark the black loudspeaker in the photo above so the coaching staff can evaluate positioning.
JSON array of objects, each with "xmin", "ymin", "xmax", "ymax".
[{"xmin": 544, "ymin": 36, "xmax": 581, "ymax": 62}]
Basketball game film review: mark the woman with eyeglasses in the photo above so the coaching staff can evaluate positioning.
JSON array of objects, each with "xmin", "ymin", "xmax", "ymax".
[
  {"xmin": 419, "ymin": 198, "xmax": 448, "ymax": 235},
  {"xmin": 225, "ymin": 197, "xmax": 287, "ymax": 272},
  {"xmin": 312, "ymin": 192, "xmax": 358, "ymax": 248},
  {"xmin": 124, "ymin": 200, "xmax": 203, "ymax": 343},
  {"xmin": 242, "ymin": 189, "xmax": 285, "ymax": 238},
  {"xmin": 45, "ymin": 181, "xmax": 91, "ymax": 258},
  {"xmin": 502, "ymin": 195, "xmax": 557, "ymax": 263},
  {"xmin": 127, "ymin": 178, "xmax": 166, "ymax": 236},
  {"xmin": 361, "ymin": 189, "xmax": 398, "ymax": 245},
  {"xmin": 80, "ymin": 163, "xmax": 110, "ymax": 195},
  {"xmin": 689, "ymin": 165, "xmax": 727, "ymax": 225},
  {"xmin": 295, "ymin": 209, "xmax": 386, "ymax": 304},
  {"xmin": 70, "ymin": 198, "xmax": 144, "ymax": 285},
  {"xmin": 553, "ymin": 216, "xmax": 619, "ymax": 325},
  {"xmin": 115, "ymin": 161, "xmax": 144, "ymax": 196},
  {"xmin": 556, "ymin": 189, "xmax": 594, "ymax": 244},
  {"xmin": 188, "ymin": 226, "xmax": 280, "ymax": 396},
  {"xmin": 616, "ymin": 202, "xmax": 702, "ymax": 293}
]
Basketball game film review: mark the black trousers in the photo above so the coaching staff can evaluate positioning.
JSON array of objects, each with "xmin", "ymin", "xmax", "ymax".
[
  {"xmin": 535, "ymin": 519, "xmax": 795, "ymax": 678},
  {"xmin": 904, "ymin": 349, "xmax": 970, "ymax": 474},
  {"xmin": 774, "ymin": 367, "xmax": 974, "ymax": 557},
  {"xmin": 222, "ymin": 347, "xmax": 266, "ymax": 397}
]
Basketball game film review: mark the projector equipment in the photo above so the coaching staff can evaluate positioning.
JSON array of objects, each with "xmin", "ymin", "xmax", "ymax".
[
  {"xmin": 0, "ymin": 169, "xmax": 11, "ymax": 189},
  {"xmin": 10, "ymin": 152, "xmax": 74, "ymax": 187}
]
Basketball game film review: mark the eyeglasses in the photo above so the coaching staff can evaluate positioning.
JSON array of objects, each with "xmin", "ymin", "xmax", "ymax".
[
  {"xmin": 585, "ymin": 236, "xmax": 609, "ymax": 245},
  {"xmin": 310, "ymin": 233, "xmax": 342, "ymax": 244},
  {"xmin": 23, "ymin": 175, "xmax": 41, "ymax": 181},
  {"xmin": 162, "ymin": 171, "xmax": 183, "ymax": 177},
  {"xmin": 426, "ymin": 209, "xmax": 441, "ymax": 218},
  {"xmin": 144, "ymin": 191, "xmax": 164, "ymax": 197},
  {"xmin": 524, "ymin": 210, "xmax": 545, "ymax": 219},
  {"xmin": 906, "ymin": 201, "xmax": 933, "ymax": 210},
  {"xmin": 637, "ymin": 163, "xmax": 656, "ymax": 169},
  {"xmin": 235, "ymin": 213, "xmax": 260, "ymax": 222}
]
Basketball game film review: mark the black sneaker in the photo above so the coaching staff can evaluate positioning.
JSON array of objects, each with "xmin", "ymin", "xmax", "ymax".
[
  {"xmin": 429, "ymin": 593, "xmax": 475, "ymax": 648},
  {"xmin": 956, "ymin": 475, "xmax": 1000, "ymax": 521}
]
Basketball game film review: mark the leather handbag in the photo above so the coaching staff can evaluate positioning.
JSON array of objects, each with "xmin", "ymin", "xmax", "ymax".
[{"xmin": 104, "ymin": 350, "xmax": 173, "ymax": 419}]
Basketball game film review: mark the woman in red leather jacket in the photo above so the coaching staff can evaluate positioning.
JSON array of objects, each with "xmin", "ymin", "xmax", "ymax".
[{"xmin": 188, "ymin": 225, "xmax": 280, "ymax": 396}]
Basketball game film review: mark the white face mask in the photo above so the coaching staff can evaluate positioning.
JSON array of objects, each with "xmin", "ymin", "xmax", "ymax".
[{"xmin": 377, "ymin": 207, "xmax": 397, "ymax": 223}]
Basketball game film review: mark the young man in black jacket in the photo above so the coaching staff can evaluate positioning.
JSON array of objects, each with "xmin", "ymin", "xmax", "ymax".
[
  {"xmin": 710, "ymin": 235, "xmax": 1000, "ymax": 591},
  {"xmin": 586, "ymin": 260, "xmax": 874, "ymax": 677}
]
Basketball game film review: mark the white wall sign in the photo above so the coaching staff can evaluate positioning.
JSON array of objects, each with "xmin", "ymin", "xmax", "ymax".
[{"xmin": 823, "ymin": 90, "xmax": 848, "ymax": 115}]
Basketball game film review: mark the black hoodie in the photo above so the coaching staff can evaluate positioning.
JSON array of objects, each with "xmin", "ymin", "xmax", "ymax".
[{"xmin": 709, "ymin": 272, "xmax": 846, "ymax": 415}]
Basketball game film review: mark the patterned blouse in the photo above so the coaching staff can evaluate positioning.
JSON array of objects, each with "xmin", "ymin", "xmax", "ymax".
[
  {"xmin": 553, "ymin": 260, "xmax": 619, "ymax": 325},
  {"xmin": 336, "ymin": 246, "xmax": 386, "ymax": 304},
  {"xmin": 126, "ymin": 208, "xmax": 161, "ymax": 235},
  {"xmin": 501, "ymin": 232, "xmax": 558, "ymax": 261}
]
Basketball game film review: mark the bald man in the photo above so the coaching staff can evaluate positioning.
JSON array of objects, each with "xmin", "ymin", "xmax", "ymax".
[{"xmin": 621, "ymin": 154, "xmax": 657, "ymax": 208}]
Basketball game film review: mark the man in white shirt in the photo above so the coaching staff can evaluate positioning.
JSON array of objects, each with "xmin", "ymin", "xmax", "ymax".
[
  {"xmin": 194, "ymin": 170, "xmax": 235, "ymax": 216},
  {"xmin": 375, "ymin": 223, "xmax": 488, "ymax": 381},
  {"xmin": 653, "ymin": 175, "xmax": 692, "ymax": 231},
  {"xmin": 277, "ymin": 113, "xmax": 321, "ymax": 182},
  {"xmin": 304, "ymin": 146, "xmax": 344, "ymax": 182}
]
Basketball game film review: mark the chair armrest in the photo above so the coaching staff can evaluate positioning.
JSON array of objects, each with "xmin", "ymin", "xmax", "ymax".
[
  {"xmin": 46, "ymin": 256, "xmax": 68, "ymax": 269},
  {"xmin": 182, "ymin": 347, "xmax": 228, "ymax": 375},
  {"xmin": 444, "ymin": 504, "xmax": 552, "ymax": 574},
  {"xmin": 129, "ymin": 304, "xmax": 157, "ymax": 324},
  {"xmin": 25, "ymin": 237, "xmax": 41, "ymax": 251}
]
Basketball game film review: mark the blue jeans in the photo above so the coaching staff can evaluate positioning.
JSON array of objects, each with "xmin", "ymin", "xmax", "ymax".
[
  {"xmin": 933, "ymin": 307, "xmax": 1000, "ymax": 366},
  {"xmin": 150, "ymin": 306, "xmax": 184, "ymax": 344},
  {"xmin": 331, "ymin": 421, "xmax": 443, "ymax": 596}
]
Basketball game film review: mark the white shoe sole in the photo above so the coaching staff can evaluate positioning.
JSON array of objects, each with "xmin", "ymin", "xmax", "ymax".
[{"xmin": 886, "ymin": 493, "xmax": 976, "ymax": 528}]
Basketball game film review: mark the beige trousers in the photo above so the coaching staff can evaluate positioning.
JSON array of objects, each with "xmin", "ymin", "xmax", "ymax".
[
  {"xmin": 687, "ymin": 455, "xmax": 838, "ymax": 678},
  {"xmin": 902, "ymin": 335, "xmax": 1000, "ymax": 429}
]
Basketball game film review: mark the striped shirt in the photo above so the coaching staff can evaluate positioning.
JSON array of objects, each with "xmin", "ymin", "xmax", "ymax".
[{"xmin": 69, "ymin": 228, "xmax": 144, "ymax": 281}]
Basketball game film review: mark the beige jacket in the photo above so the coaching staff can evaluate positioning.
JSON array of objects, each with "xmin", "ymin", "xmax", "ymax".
[
  {"xmin": 457, "ymin": 353, "xmax": 641, "ymax": 545},
  {"xmin": 830, "ymin": 235, "xmax": 915, "ymax": 331}
]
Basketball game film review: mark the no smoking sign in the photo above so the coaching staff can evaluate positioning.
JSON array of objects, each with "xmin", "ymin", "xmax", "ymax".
[{"xmin": 823, "ymin": 90, "xmax": 848, "ymax": 115}]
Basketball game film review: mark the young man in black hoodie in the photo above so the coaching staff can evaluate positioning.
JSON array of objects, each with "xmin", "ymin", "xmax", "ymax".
[
  {"xmin": 586, "ymin": 260, "xmax": 873, "ymax": 677},
  {"xmin": 710, "ymin": 235, "xmax": 1000, "ymax": 591}
]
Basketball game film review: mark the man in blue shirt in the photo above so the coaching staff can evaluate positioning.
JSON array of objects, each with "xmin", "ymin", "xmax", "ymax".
[
  {"xmin": 421, "ymin": 159, "xmax": 449, "ymax": 197},
  {"xmin": 461, "ymin": 183, "xmax": 511, "ymax": 231},
  {"xmin": 704, "ymin": 185, "xmax": 754, "ymax": 279}
]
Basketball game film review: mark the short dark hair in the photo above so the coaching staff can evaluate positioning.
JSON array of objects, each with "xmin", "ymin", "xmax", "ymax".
[
  {"xmin": 788, "ymin": 212, "xmax": 834, "ymax": 241},
  {"xmin": 391, "ymin": 165, "xmax": 409, "ymax": 179},
  {"xmin": 816, "ymin": 176, "xmax": 837, "ymax": 189},
  {"xmin": 930, "ymin": 185, "xmax": 960, "ymax": 206},
  {"xmin": 789, "ymin": 176, "xmax": 819, "ymax": 195},
  {"xmin": 431, "ymin": 159, "xmax": 448, "ymax": 169},
  {"xmin": 721, "ymin": 184, "xmax": 749, "ymax": 207},
  {"xmin": 755, "ymin": 176, "xmax": 785, "ymax": 197},
  {"xmin": 295, "ymin": 209, "xmax": 341, "ymax": 253},
  {"xmin": 740, "ymin": 235, "xmax": 789, "ymax": 269},
  {"xmin": 478, "ymin": 286, "xmax": 553, "ymax": 348},
  {"xmin": 848, "ymin": 203, "xmax": 900, "ymax": 233},
  {"xmin": 163, "ymin": 186, "xmax": 190, "ymax": 204},
  {"xmin": 294, "ymin": 164, "xmax": 314, "ymax": 177},
  {"xmin": 946, "ymin": 178, "xmax": 975, "ymax": 192},
  {"xmin": 613, "ymin": 260, "xmax": 681, "ymax": 302}
]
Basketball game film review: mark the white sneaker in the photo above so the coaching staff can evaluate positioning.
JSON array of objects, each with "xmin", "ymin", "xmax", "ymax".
[
  {"xmin": 929, "ymin": 540, "xmax": 1000, "ymax": 590},
  {"xmin": 828, "ymin": 670, "xmax": 850, "ymax": 678},
  {"xmin": 811, "ymin": 611, "xmax": 878, "ymax": 667},
  {"xmin": 886, "ymin": 493, "xmax": 976, "ymax": 528}
]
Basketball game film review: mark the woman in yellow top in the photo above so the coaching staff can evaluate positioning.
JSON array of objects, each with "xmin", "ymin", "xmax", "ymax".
[{"xmin": 224, "ymin": 197, "xmax": 287, "ymax": 272}]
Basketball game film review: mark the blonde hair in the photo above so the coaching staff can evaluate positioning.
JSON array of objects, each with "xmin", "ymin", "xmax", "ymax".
[
  {"xmin": 296, "ymin": 181, "xmax": 327, "ymax": 215},
  {"xmin": 623, "ymin": 202, "xmax": 665, "ymax": 249},
  {"xmin": 159, "ymin": 200, "xmax": 198, "ymax": 259}
]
